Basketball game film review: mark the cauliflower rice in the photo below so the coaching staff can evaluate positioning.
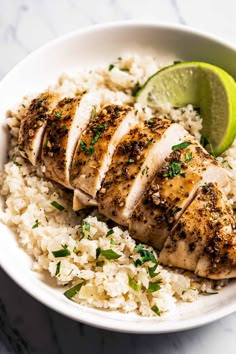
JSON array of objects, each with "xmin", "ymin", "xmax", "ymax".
[{"xmin": 0, "ymin": 54, "xmax": 233, "ymax": 317}]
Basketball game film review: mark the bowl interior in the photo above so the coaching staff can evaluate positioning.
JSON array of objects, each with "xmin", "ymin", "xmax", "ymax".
[{"xmin": 1, "ymin": 22, "xmax": 236, "ymax": 333}]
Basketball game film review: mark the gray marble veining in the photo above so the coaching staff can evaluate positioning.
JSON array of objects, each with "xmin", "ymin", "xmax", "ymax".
[{"xmin": 1, "ymin": 0, "xmax": 236, "ymax": 353}]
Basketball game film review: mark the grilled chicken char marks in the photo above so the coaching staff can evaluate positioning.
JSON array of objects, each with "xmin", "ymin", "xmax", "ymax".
[
  {"xmin": 160, "ymin": 183, "xmax": 236, "ymax": 278},
  {"xmin": 71, "ymin": 104, "xmax": 137, "ymax": 198},
  {"xmin": 42, "ymin": 96, "xmax": 83, "ymax": 188},
  {"xmin": 18, "ymin": 92, "xmax": 59, "ymax": 165},
  {"xmin": 98, "ymin": 119, "xmax": 187, "ymax": 226},
  {"xmin": 129, "ymin": 139, "xmax": 227, "ymax": 250}
]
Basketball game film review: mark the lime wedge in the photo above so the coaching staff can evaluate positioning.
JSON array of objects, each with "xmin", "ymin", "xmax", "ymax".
[{"xmin": 136, "ymin": 62, "xmax": 236, "ymax": 156}]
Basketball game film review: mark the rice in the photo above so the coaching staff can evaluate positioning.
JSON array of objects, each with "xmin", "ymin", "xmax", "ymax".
[{"xmin": 0, "ymin": 54, "xmax": 231, "ymax": 317}]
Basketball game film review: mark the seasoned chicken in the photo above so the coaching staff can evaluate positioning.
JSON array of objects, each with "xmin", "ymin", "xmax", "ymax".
[
  {"xmin": 160, "ymin": 183, "xmax": 236, "ymax": 279},
  {"xmin": 42, "ymin": 93, "xmax": 99, "ymax": 188},
  {"xmin": 71, "ymin": 105, "xmax": 138, "ymax": 198},
  {"xmin": 73, "ymin": 189, "xmax": 98, "ymax": 211},
  {"xmin": 98, "ymin": 119, "xmax": 187, "ymax": 226},
  {"xmin": 129, "ymin": 138, "xmax": 229, "ymax": 250},
  {"xmin": 18, "ymin": 92, "xmax": 59, "ymax": 165}
]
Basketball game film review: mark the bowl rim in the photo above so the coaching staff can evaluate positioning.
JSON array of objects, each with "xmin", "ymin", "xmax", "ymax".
[{"xmin": 1, "ymin": 20, "xmax": 236, "ymax": 333}]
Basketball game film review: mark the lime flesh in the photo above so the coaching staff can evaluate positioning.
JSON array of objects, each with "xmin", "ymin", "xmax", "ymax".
[{"xmin": 136, "ymin": 62, "xmax": 236, "ymax": 156}]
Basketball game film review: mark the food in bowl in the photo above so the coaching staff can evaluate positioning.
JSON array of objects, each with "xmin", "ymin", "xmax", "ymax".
[{"xmin": 1, "ymin": 54, "xmax": 236, "ymax": 317}]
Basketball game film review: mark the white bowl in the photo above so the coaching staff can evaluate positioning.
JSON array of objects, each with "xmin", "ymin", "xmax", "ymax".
[{"xmin": 1, "ymin": 21, "xmax": 236, "ymax": 333}]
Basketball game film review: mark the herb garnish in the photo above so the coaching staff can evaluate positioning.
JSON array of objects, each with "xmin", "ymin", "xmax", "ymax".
[
  {"xmin": 151, "ymin": 305, "xmax": 161, "ymax": 316},
  {"xmin": 106, "ymin": 229, "xmax": 114, "ymax": 237},
  {"xmin": 185, "ymin": 152, "xmax": 192, "ymax": 163},
  {"xmin": 55, "ymin": 112, "xmax": 61, "ymax": 118},
  {"xmin": 86, "ymin": 146, "xmax": 95, "ymax": 155},
  {"xmin": 172, "ymin": 141, "xmax": 191, "ymax": 151},
  {"xmin": 128, "ymin": 275, "xmax": 142, "ymax": 291},
  {"xmin": 64, "ymin": 281, "xmax": 85, "ymax": 299},
  {"xmin": 146, "ymin": 280, "xmax": 162, "ymax": 293},
  {"xmin": 162, "ymin": 161, "xmax": 182, "ymax": 179},
  {"xmin": 110, "ymin": 238, "xmax": 116, "ymax": 245},
  {"xmin": 52, "ymin": 245, "xmax": 71, "ymax": 258},
  {"xmin": 51, "ymin": 201, "xmax": 65, "ymax": 211},
  {"xmin": 32, "ymin": 219, "xmax": 39, "ymax": 229},
  {"xmin": 12, "ymin": 160, "xmax": 22, "ymax": 166},
  {"xmin": 108, "ymin": 64, "xmax": 115, "ymax": 71},
  {"xmin": 96, "ymin": 247, "xmax": 121, "ymax": 260},
  {"xmin": 135, "ymin": 244, "xmax": 157, "ymax": 266},
  {"xmin": 148, "ymin": 263, "xmax": 159, "ymax": 278},
  {"xmin": 80, "ymin": 141, "xmax": 87, "ymax": 151},
  {"xmin": 84, "ymin": 222, "xmax": 90, "ymax": 232},
  {"xmin": 91, "ymin": 123, "xmax": 107, "ymax": 145},
  {"xmin": 128, "ymin": 158, "xmax": 135, "ymax": 164},
  {"xmin": 96, "ymin": 261, "xmax": 105, "ymax": 267},
  {"xmin": 55, "ymin": 261, "xmax": 61, "ymax": 276},
  {"xmin": 202, "ymin": 291, "xmax": 219, "ymax": 296}
]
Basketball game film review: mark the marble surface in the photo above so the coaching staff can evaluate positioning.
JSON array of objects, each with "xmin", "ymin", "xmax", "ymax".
[{"xmin": 1, "ymin": 0, "xmax": 236, "ymax": 353}]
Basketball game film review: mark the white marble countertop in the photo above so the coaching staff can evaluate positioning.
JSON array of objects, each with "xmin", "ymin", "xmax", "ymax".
[{"xmin": 1, "ymin": 0, "xmax": 236, "ymax": 353}]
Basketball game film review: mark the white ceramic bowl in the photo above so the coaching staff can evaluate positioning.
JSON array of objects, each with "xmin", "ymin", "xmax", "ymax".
[{"xmin": 1, "ymin": 21, "xmax": 236, "ymax": 333}]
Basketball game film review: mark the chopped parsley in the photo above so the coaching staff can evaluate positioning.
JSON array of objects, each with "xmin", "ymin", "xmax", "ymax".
[
  {"xmin": 202, "ymin": 291, "xmax": 219, "ymax": 296},
  {"xmin": 106, "ymin": 229, "xmax": 114, "ymax": 237},
  {"xmin": 62, "ymin": 125, "xmax": 68, "ymax": 131},
  {"xmin": 146, "ymin": 138, "xmax": 153, "ymax": 147},
  {"xmin": 83, "ymin": 222, "xmax": 90, "ymax": 232},
  {"xmin": 110, "ymin": 238, "xmax": 116, "ymax": 245},
  {"xmin": 55, "ymin": 261, "xmax": 61, "ymax": 276},
  {"xmin": 51, "ymin": 201, "xmax": 65, "ymax": 211},
  {"xmin": 80, "ymin": 140, "xmax": 87, "ymax": 151},
  {"xmin": 128, "ymin": 275, "xmax": 142, "ymax": 292},
  {"xmin": 173, "ymin": 60, "xmax": 182, "ymax": 65},
  {"xmin": 148, "ymin": 263, "xmax": 159, "ymax": 278},
  {"xmin": 120, "ymin": 67, "xmax": 129, "ymax": 72},
  {"xmin": 163, "ymin": 161, "xmax": 182, "ymax": 179},
  {"xmin": 86, "ymin": 146, "xmax": 95, "ymax": 155},
  {"xmin": 128, "ymin": 158, "xmax": 135, "ymax": 164},
  {"xmin": 151, "ymin": 305, "xmax": 161, "ymax": 316},
  {"xmin": 91, "ymin": 124, "xmax": 107, "ymax": 145},
  {"xmin": 135, "ymin": 244, "xmax": 157, "ymax": 266},
  {"xmin": 96, "ymin": 261, "xmax": 105, "ymax": 267},
  {"xmin": 22, "ymin": 103, "xmax": 26, "ymax": 108},
  {"xmin": 172, "ymin": 141, "xmax": 191, "ymax": 151},
  {"xmin": 12, "ymin": 159, "xmax": 22, "ymax": 166},
  {"xmin": 185, "ymin": 152, "xmax": 192, "ymax": 163},
  {"xmin": 32, "ymin": 219, "xmax": 39, "ymax": 229},
  {"xmin": 64, "ymin": 281, "xmax": 85, "ymax": 299},
  {"xmin": 108, "ymin": 64, "xmax": 115, "ymax": 71},
  {"xmin": 96, "ymin": 247, "xmax": 121, "ymax": 260},
  {"xmin": 146, "ymin": 280, "xmax": 162, "ymax": 293},
  {"xmin": 55, "ymin": 111, "xmax": 61, "ymax": 118},
  {"xmin": 52, "ymin": 246, "xmax": 71, "ymax": 258},
  {"xmin": 172, "ymin": 206, "xmax": 182, "ymax": 214}
]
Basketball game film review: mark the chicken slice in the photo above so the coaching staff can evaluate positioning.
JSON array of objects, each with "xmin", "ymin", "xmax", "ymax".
[
  {"xmin": 98, "ymin": 119, "xmax": 187, "ymax": 226},
  {"xmin": 160, "ymin": 183, "xmax": 236, "ymax": 279},
  {"xmin": 42, "ymin": 92, "xmax": 99, "ymax": 188},
  {"xmin": 73, "ymin": 189, "xmax": 98, "ymax": 211},
  {"xmin": 18, "ymin": 92, "xmax": 59, "ymax": 165},
  {"xmin": 129, "ymin": 138, "xmax": 229, "ymax": 250},
  {"xmin": 70, "ymin": 104, "xmax": 138, "ymax": 198}
]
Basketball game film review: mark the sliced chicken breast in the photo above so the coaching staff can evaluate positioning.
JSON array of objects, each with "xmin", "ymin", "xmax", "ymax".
[
  {"xmin": 160, "ymin": 183, "xmax": 236, "ymax": 279},
  {"xmin": 42, "ymin": 92, "xmax": 100, "ymax": 188},
  {"xmin": 129, "ymin": 138, "xmax": 229, "ymax": 250},
  {"xmin": 70, "ymin": 104, "xmax": 138, "ymax": 198},
  {"xmin": 18, "ymin": 92, "xmax": 59, "ymax": 165},
  {"xmin": 73, "ymin": 189, "xmax": 98, "ymax": 211},
  {"xmin": 98, "ymin": 119, "xmax": 187, "ymax": 226}
]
